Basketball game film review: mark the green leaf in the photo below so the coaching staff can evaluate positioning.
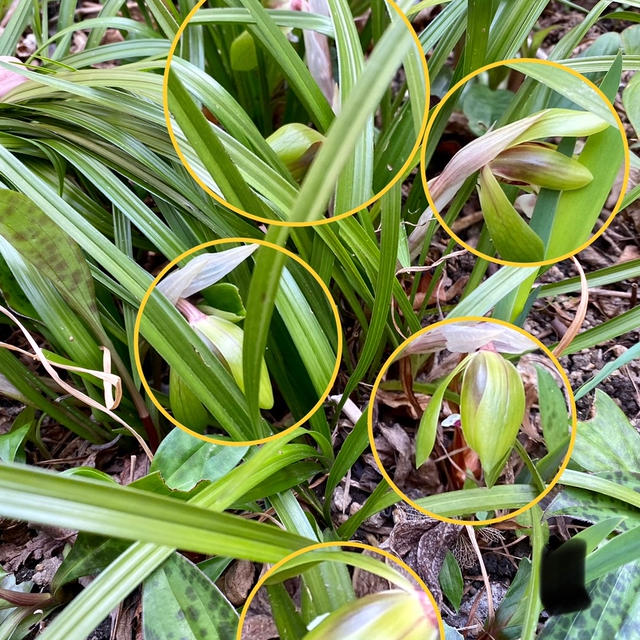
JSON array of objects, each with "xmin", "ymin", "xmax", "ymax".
[
  {"xmin": 166, "ymin": 68, "xmax": 270, "ymax": 217},
  {"xmin": 149, "ymin": 428, "xmax": 247, "ymax": 492},
  {"xmin": 585, "ymin": 525, "xmax": 640, "ymax": 584},
  {"xmin": 169, "ymin": 367, "xmax": 210, "ymax": 433},
  {"xmin": 548, "ymin": 474, "xmax": 640, "ymax": 533},
  {"xmin": 230, "ymin": 30, "xmax": 258, "ymax": 71},
  {"xmin": 0, "ymin": 462, "xmax": 312, "ymax": 561},
  {"xmin": 414, "ymin": 484, "xmax": 538, "ymax": 518},
  {"xmin": 477, "ymin": 166, "xmax": 544, "ymax": 263},
  {"xmin": 571, "ymin": 390, "xmax": 640, "ymax": 473},
  {"xmin": 535, "ymin": 365, "xmax": 569, "ymax": 453},
  {"xmin": 575, "ymin": 342, "xmax": 640, "ymax": 401},
  {"xmin": 195, "ymin": 313, "xmax": 275, "ymax": 410},
  {"xmin": 52, "ymin": 534, "xmax": 130, "ymax": 592},
  {"xmin": 490, "ymin": 558, "xmax": 531, "ymax": 639},
  {"xmin": 439, "ymin": 551, "xmax": 463, "ymax": 611},
  {"xmin": 573, "ymin": 518, "xmax": 625, "ymax": 555},
  {"xmin": 415, "ymin": 356, "xmax": 469, "ymax": 467},
  {"xmin": 622, "ymin": 24, "xmax": 640, "ymax": 54},
  {"xmin": 142, "ymin": 552, "xmax": 238, "ymax": 640},
  {"xmin": 507, "ymin": 61, "xmax": 618, "ymax": 127},
  {"xmin": 266, "ymin": 123, "xmax": 324, "ymax": 182},
  {"xmin": 0, "ymin": 189, "xmax": 99, "ymax": 322},
  {"xmin": 545, "ymin": 54, "xmax": 624, "ymax": 261},
  {"xmin": 200, "ymin": 283, "xmax": 246, "ymax": 322},
  {"xmin": 462, "ymin": 85, "xmax": 513, "ymax": 136},
  {"xmin": 0, "ymin": 424, "xmax": 30, "ymax": 464}
]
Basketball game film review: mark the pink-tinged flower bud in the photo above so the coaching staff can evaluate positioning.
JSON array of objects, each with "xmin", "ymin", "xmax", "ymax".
[
  {"xmin": 177, "ymin": 299, "xmax": 274, "ymax": 410},
  {"xmin": 490, "ymin": 143, "xmax": 593, "ymax": 191}
]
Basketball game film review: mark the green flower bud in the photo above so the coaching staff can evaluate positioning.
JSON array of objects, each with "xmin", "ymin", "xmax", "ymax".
[
  {"xmin": 230, "ymin": 30, "xmax": 258, "ymax": 71},
  {"xmin": 460, "ymin": 351, "xmax": 525, "ymax": 487},
  {"xmin": 194, "ymin": 314, "xmax": 274, "ymax": 410},
  {"xmin": 267, "ymin": 123, "xmax": 324, "ymax": 181},
  {"xmin": 490, "ymin": 143, "xmax": 593, "ymax": 191},
  {"xmin": 302, "ymin": 590, "xmax": 439, "ymax": 640}
]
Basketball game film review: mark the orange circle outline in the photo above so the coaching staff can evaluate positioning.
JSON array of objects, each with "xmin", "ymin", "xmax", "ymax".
[
  {"xmin": 133, "ymin": 238, "xmax": 342, "ymax": 446},
  {"xmin": 235, "ymin": 541, "xmax": 445, "ymax": 640},
  {"xmin": 368, "ymin": 316, "xmax": 578, "ymax": 526},
  {"xmin": 162, "ymin": 0, "xmax": 430, "ymax": 227},
  {"xmin": 419, "ymin": 57, "xmax": 631, "ymax": 267}
]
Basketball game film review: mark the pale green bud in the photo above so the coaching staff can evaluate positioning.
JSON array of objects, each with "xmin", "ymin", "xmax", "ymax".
[
  {"xmin": 193, "ymin": 314, "xmax": 274, "ymax": 411},
  {"xmin": 267, "ymin": 123, "xmax": 324, "ymax": 181},
  {"xmin": 460, "ymin": 351, "xmax": 525, "ymax": 487},
  {"xmin": 302, "ymin": 590, "xmax": 439, "ymax": 640},
  {"xmin": 230, "ymin": 31, "xmax": 257, "ymax": 71}
]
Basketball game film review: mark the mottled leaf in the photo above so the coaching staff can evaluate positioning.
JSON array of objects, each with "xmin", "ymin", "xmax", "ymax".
[
  {"xmin": 536, "ymin": 365, "xmax": 570, "ymax": 453},
  {"xmin": 142, "ymin": 552, "xmax": 238, "ymax": 640},
  {"xmin": 548, "ymin": 472, "xmax": 640, "ymax": 533},
  {"xmin": 462, "ymin": 84, "xmax": 514, "ymax": 136},
  {"xmin": 572, "ymin": 390, "xmax": 640, "ymax": 473},
  {"xmin": 0, "ymin": 190, "xmax": 99, "ymax": 321},
  {"xmin": 539, "ymin": 560, "xmax": 640, "ymax": 639}
]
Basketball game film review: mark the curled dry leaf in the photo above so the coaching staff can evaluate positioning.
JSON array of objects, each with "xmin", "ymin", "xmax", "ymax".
[
  {"xmin": 553, "ymin": 256, "xmax": 589, "ymax": 357},
  {"xmin": 0, "ymin": 304, "xmax": 153, "ymax": 461}
]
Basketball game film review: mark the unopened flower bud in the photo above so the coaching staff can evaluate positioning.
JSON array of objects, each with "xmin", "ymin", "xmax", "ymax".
[
  {"xmin": 460, "ymin": 351, "xmax": 525, "ymax": 487},
  {"xmin": 490, "ymin": 143, "xmax": 593, "ymax": 191},
  {"xmin": 302, "ymin": 590, "xmax": 439, "ymax": 640},
  {"xmin": 267, "ymin": 123, "xmax": 324, "ymax": 181},
  {"xmin": 177, "ymin": 299, "xmax": 274, "ymax": 410}
]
